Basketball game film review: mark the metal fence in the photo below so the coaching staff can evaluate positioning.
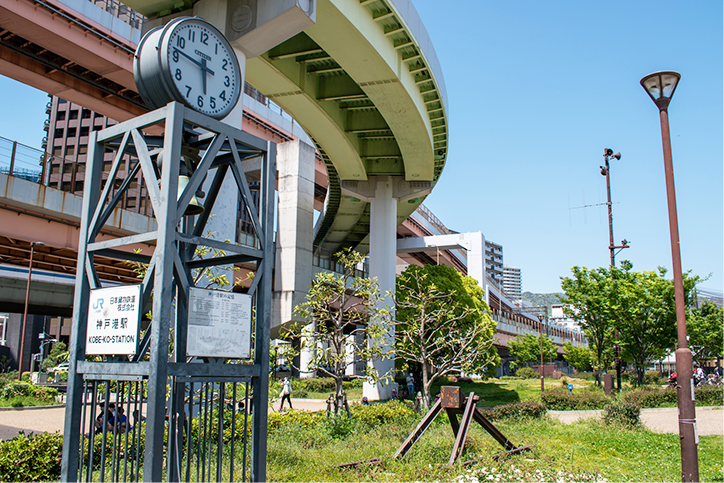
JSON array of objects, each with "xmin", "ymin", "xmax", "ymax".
[
  {"xmin": 76, "ymin": 377, "xmax": 255, "ymax": 482},
  {"xmin": 0, "ymin": 136, "xmax": 49, "ymax": 183}
]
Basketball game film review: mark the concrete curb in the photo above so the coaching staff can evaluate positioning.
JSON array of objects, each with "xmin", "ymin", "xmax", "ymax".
[{"xmin": 0, "ymin": 403, "xmax": 66, "ymax": 411}]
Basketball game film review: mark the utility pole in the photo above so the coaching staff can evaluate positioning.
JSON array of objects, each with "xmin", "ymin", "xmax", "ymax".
[{"xmin": 601, "ymin": 148, "xmax": 628, "ymax": 392}]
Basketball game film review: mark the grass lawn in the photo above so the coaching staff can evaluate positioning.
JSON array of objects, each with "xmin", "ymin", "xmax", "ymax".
[{"xmin": 267, "ymin": 409, "xmax": 723, "ymax": 482}]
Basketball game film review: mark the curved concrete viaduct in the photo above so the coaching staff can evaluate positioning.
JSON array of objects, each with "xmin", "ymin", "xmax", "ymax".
[{"xmin": 0, "ymin": 0, "xmax": 449, "ymax": 257}]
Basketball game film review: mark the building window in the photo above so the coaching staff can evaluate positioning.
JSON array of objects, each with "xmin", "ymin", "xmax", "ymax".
[
  {"xmin": 67, "ymin": 127, "xmax": 77, "ymax": 138},
  {"xmin": 58, "ymin": 98, "xmax": 67, "ymax": 104},
  {"xmin": 65, "ymin": 146, "xmax": 75, "ymax": 157},
  {"xmin": 54, "ymin": 128, "xmax": 64, "ymax": 138},
  {"xmin": 50, "ymin": 164, "xmax": 61, "ymax": 175},
  {"xmin": 80, "ymin": 126, "xmax": 89, "ymax": 137},
  {"xmin": 56, "ymin": 111, "xmax": 66, "ymax": 121},
  {"xmin": 69, "ymin": 110, "xmax": 78, "ymax": 120},
  {"xmin": 62, "ymin": 181, "xmax": 71, "ymax": 191},
  {"xmin": 81, "ymin": 109, "xmax": 91, "ymax": 119},
  {"xmin": 78, "ymin": 146, "xmax": 87, "ymax": 155},
  {"xmin": 93, "ymin": 125, "xmax": 102, "ymax": 131},
  {"xmin": 52, "ymin": 147, "xmax": 62, "ymax": 156},
  {"xmin": 75, "ymin": 181, "xmax": 84, "ymax": 192},
  {"xmin": 126, "ymin": 197, "xmax": 136, "ymax": 209},
  {"xmin": 63, "ymin": 163, "xmax": 74, "ymax": 174}
]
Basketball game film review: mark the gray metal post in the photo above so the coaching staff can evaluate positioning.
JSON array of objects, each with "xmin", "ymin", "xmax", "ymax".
[
  {"xmin": 60, "ymin": 131, "xmax": 103, "ymax": 482},
  {"xmin": 250, "ymin": 141, "xmax": 275, "ymax": 482},
  {"xmin": 144, "ymin": 103, "xmax": 183, "ymax": 482}
]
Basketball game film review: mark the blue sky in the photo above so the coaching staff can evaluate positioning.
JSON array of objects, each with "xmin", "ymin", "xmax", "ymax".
[
  {"xmin": 0, "ymin": 1, "xmax": 721, "ymax": 295},
  {"xmin": 414, "ymin": 0, "xmax": 723, "ymax": 294}
]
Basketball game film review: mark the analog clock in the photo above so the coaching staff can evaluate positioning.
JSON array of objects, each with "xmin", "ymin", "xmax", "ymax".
[{"xmin": 134, "ymin": 17, "xmax": 242, "ymax": 119}]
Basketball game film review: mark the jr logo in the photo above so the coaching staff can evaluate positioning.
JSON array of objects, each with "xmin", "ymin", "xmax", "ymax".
[{"xmin": 92, "ymin": 298, "xmax": 104, "ymax": 312}]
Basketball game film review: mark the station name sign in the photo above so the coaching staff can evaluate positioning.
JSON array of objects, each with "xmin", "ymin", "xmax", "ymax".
[{"xmin": 85, "ymin": 285, "xmax": 141, "ymax": 355}]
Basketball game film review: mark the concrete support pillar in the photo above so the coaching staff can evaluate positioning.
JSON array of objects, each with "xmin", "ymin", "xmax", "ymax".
[
  {"xmin": 340, "ymin": 176, "xmax": 432, "ymax": 400},
  {"xmin": 363, "ymin": 177, "xmax": 397, "ymax": 400},
  {"xmin": 273, "ymin": 140, "xmax": 316, "ymax": 375},
  {"xmin": 466, "ymin": 232, "xmax": 485, "ymax": 287},
  {"xmin": 345, "ymin": 333, "xmax": 356, "ymax": 377},
  {"xmin": 299, "ymin": 323, "xmax": 316, "ymax": 379}
]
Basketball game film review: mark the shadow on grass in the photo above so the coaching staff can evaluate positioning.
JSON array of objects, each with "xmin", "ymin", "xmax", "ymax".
[{"xmin": 429, "ymin": 380, "xmax": 522, "ymax": 407}]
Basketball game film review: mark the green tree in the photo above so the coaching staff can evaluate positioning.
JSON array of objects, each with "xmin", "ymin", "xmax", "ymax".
[
  {"xmin": 394, "ymin": 265, "xmax": 499, "ymax": 409},
  {"xmin": 560, "ymin": 265, "xmax": 621, "ymax": 385},
  {"xmin": 614, "ymin": 267, "xmax": 697, "ymax": 386},
  {"xmin": 687, "ymin": 301, "xmax": 723, "ymax": 365},
  {"xmin": 509, "ymin": 333, "xmax": 556, "ymax": 365},
  {"xmin": 41, "ymin": 342, "xmax": 68, "ymax": 372},
  {"xmin": 289, "ymin": 248, "xmax": 393, "ymax": 412},
  {"xmin": 562, "ymin": 342, "xmax": 593, "ymax": 372},
  {"xmin": 562, "ymin": 262, "xmax": 699, "ymax": 386}
]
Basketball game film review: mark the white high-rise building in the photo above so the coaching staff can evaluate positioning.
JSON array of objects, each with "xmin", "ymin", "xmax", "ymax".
[{"xmin": 502, "ymin": 266, "xmax": 522, "ymax": 301}]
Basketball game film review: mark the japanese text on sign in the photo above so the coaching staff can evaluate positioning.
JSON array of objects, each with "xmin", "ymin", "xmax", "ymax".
[
  {"xmin": 86, "ymin": 285, "xmax": 141, "ymax": 355},
  {"xmin": 187, "ymin": 287, "xmax": 251, "ymax": 359}
]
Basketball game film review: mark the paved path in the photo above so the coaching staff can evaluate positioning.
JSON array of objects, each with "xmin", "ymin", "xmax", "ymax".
[
  {"xmin": 549, "ymin": 406, "xmax": 724, "ymax": 436},
  {"xmin": 0, "ymin": 402, "xmax": 720, "ymax": 441}
]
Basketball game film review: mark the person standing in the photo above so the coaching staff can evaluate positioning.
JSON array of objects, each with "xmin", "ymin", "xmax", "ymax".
[
  {"xmin": 279, "ymin": 377, "xmax": 293, "ymax": 410},
  {"xmin": 406, "ymin": 373, "xmax": 415, "ymax": 400}
]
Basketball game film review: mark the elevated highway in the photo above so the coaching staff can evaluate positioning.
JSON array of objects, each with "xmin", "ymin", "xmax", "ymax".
[{"xmin": 0, "ymin": 0, "xmax": 448, "ymax": 256}]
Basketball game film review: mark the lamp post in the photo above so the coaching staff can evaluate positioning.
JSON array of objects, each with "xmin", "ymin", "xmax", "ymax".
[
  {"xmin": 18, "ymin": 241, "xmax": 44, "ymax": 380},
  {"xmin": 640, "ymin": 70, "xmax": 698, "ymax": 482},
  {"xmin": 600, "ymin": 148, "xmax": 629, "ymax": 392},
  {"xmin": 539, "ymin": 311, "xmax": 545, "ymax": 392}
]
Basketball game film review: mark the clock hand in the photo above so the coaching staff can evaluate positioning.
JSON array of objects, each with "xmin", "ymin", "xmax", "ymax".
[
  {"xmin": 201, "ymin": 57, "xmax": 207, "ymax": 95},
  {"xmin": 173, "ymin": 47, "xmax": 203, "ymax": 69}
]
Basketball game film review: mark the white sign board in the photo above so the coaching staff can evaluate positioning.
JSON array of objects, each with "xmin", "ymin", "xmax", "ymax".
[
  {"xmin": 86, "ymin": 285, "xmax": 141, "ymax": 355},
  {"xmin": 187, "ymin": 288, "xmax": 252, "ymax": 359}
]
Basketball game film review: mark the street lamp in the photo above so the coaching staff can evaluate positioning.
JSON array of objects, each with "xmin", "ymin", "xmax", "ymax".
[
  {"xmin": 640, "ymin": 70, "xmax": 699, "ymax": 482},
  {"xmin": 539, "ymin": 311, "xmax": 546, "ymax": 392},
  {"xmin": 18, "ymin": 241, "xmax": 44, "ymax": 380}
]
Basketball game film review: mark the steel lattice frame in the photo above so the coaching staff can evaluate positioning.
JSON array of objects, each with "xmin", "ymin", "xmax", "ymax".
[{"xmin": 60, "ymin": 101, "xmax": 275, "ymax": 482}]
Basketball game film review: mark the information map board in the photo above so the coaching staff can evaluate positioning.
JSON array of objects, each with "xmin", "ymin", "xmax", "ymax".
[{"xmin": 187, "ymin": 287, "xmax": 252, "ymax": 359}]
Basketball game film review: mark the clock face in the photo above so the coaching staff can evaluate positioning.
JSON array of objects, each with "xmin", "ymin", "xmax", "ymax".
[{"xmin": 159, "ymin": 18, "xmax": 241, "ymax": 119}]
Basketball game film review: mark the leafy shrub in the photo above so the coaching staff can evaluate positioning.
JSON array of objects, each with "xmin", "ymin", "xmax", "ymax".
[
  {"xmin": 343, "ymin": 378, "xmax": 365, "ymax": 389},
  {"xmin": 644, "ymin": 370, "xmax": 663, "ymax": 385},
  {"xmin": 267, "ymin": 409, "xmax": 325, "ymax": 433},
  {"xmin": 481, "ymin": 400, "xmax": 546, "ymax": 421},
  {"xmin": 619, "ymin": 387, "xmax": 678, "ymax": 408},
  {"xmin": 695, "ymin": 385, "xmax": 724, "ymax": 406},
  {"xmin": 603, "ymin": 400, "xmax": 641, "ymax": 427},
  {"xmin": 618, "ymin": 385, "xmax": 722, "ymax": 408},
  {"xmin": 515, "ymin": 367, "xmax": 538, "ymax": 379},
  {"xmin": 29, "ymin": 385, "xmax": 58, "ymax": 404},
  {"xmin": 1, "ymin": 382, "xmax": 31, "ymax": 399},
  {"xmin": 297, "ymin": 377, "xmax": 336, "ymax": 393},
  {"xmin": 0, "ymin": 431, "xmax": 63, "ymax": 481},
  {"xmin": 350, "ymin": 399, "xmax": 415, "ymax": 427},
  {"xmin": 574, "ymin": 372, "xmax": 598, "ymax": 382},
  {"xmin": 540, "ymin": 388, "xmax": 611, "ymax": 410}
]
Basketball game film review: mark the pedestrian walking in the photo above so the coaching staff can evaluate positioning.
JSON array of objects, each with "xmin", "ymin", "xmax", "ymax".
[{"xmin": 279, "ymin": 377, "xmax": 293, "ymax": 410}]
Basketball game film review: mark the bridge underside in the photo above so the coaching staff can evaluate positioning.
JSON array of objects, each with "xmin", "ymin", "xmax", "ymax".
[{"xmin": 0, "ymin": 0, "xmax": 448, "ymax": 258}]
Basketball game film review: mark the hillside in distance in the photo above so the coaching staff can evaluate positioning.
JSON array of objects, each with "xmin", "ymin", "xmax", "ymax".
[{"xmin": 521, "ymin": 292, "xmax": 563, "ymax": 314}]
